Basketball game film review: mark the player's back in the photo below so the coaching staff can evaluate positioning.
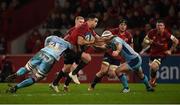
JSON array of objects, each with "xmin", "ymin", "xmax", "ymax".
[
  {"xmin": 41, "ymin": 36, "xmax": 72, "ymax": 60},
  {"xmin": 111, "ymin": 37, "xmax": 139, "ymax": 61}
]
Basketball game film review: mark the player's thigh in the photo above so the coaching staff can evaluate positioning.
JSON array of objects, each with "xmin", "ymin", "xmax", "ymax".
[
  {"xmin": 81, "ymin": 52, "xmax": 91, "ymax": 62},
  {"xmin": 96, "ymin": 62, "xmax": 109, "ymax": 77},
  {"xmin": 25, "ymin": 51, "xmax": 43, "ymax": 71},
  {"xmin": 116, "ymin": 63, "xmax": 130, "ymax": 75},
  {"xmin": 127, "ymin": 56, "xmax": 142, "ymax": 71},
  {"xmin": 62, "ymin": 64, "xmax": 72, "ymax": 72},
  {"xmin": 64, "ymin": 50, "xmax": 76, "ymax": 65},
  {"xmin": 37, "ymin": 53, "xmax": 56, "ymax": 74},
  {"xmin": 108, "ymin": 65, "xmax": 118, "ymax": 78}
]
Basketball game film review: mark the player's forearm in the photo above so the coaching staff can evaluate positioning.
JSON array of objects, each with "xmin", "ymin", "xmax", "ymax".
[
  {"xmin": 170, "ymin": 37, "xmax": 179, "ymax": 52},
  {"xmin": 78, "ymin": 40, "xmax": 94, "ymax": 45},
  {"xmin": 115, "ymin": 43, "xmax": 122, "ymax": 53}
]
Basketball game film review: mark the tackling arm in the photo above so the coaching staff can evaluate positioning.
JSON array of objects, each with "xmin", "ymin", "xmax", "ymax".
[{"xmin": 112, "ymin": 43, "xmax": 122, "ymax": 56}]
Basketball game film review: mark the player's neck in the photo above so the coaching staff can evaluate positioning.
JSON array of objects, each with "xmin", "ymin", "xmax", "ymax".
[{"xmin": 119, "ymin": 30, "xmax": 125, "ymax": 35}]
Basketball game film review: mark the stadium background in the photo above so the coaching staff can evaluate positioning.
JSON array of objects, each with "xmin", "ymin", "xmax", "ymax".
[{"xmin": 0, "ymin": 0, "xmax": 180, "ymax": 83}]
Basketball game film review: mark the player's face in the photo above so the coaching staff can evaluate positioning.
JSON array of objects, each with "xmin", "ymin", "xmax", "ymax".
[
  {"xmin": 119, "ymin": 23, "xmax": 127, "ymax": 32},
  {"xmin": 76, "ymin": 19, "xmax": 85, "ymax": 27},
  {"xmin": 156, "ymin": 22, "xmax": 165, "ymax": 32},
  {"xmin": 91, "ymin": 18, "xmax": 98, "ymax": 28}
]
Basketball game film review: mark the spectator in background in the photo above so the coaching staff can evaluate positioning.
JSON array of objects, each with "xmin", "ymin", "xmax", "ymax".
[
  {"xmin": 0, "ymin": 55, "xmax": 14, "ymax": 82},
  {"xmin": 42, "ymin": 29, "xmax": 51, "ymax": 41},
  {"xmin": 45, "ymin": 11, "xmax": 61, "ymax": 29},
  {"xmin": 25, "ymin": 29, "xmax": 43, "ymax": 54},
  {"xmin": 0, "ymin": 36, "xmax": 7, "ymax": 54}
]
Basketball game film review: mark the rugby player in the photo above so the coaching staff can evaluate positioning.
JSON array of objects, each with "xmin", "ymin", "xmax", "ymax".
[
  {"xmin": 6, "ymin": 35, "xmax": 73, "ymax": 93},
  {"xmin": 93, "ymin": 31, "xmax": 154, "ymax": 92},
  {"xmin": 89, "ymin": 19, "xmax": 133, "ymax": 93},
  {"xmin": 142, "ymin": 19, "xmax": 179, "ymax": 87},
  {"xmin": 49, "ymin": 16, "xmax": 84, "ymax": 92}
]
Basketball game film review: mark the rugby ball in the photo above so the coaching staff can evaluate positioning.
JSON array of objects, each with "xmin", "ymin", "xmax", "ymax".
[{"xmin": 85, "ymin": 34, "xmax": 94, "ymax": 41}]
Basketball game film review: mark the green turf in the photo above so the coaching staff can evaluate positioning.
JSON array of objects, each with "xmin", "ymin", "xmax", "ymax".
[{"xmin": 0, "ymin": 83, "xmax": 180, "ymax": 104}]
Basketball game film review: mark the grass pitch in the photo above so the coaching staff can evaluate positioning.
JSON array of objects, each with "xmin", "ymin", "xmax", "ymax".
[{"xmin": 0, "ymin": 83, "xmax": 180, "ymax": 104}]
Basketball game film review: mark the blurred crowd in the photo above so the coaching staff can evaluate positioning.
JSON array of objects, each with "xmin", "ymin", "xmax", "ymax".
[
  {"xmin": 44, "ymin": 0, "xmax": 180, "ymax": 29},
  {"xmin": 0, "ymin": 0, "xmax": 31, "ymax": 31},
  {"xmin": 0, "ymin": 0, "xmax": 180, "ymax": 54},
  {"xmin": 42, "ymin": 0, "xmax": 180, "ymax": 53}
]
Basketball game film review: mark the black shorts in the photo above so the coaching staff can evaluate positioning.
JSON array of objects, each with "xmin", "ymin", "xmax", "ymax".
[
  {"xmin": 63, "ymin": 49, "xmax": 81, "ymax": 64},
  {"xmin": 102, "ymin": 53, "xmax": 120, "ymax": 66}
]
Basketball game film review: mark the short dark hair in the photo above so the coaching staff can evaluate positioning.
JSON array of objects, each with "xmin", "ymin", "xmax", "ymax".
[
  {"xmin": 156, "ymin": 19, "xmax": 164, "ymax": 24},
  {"xmin": 87, "ymin": 14, "xmax": 97, "ymax": 20},
  {"xmin": 119, "ymin": 19, "xmax": 127, "ymax": 24}
]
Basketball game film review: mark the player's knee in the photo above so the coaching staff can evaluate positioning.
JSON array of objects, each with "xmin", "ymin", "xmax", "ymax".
[
  {"xmin": 62, "ymin": 65, "xmax": 71, "ymax": 72},
  {"xmin": 97, "ymin": 69, "xmax": 107, "ymax": 77},
  {"xmin": 107, "ymin": 70, "xmax": 116, "ymax": 78},
  {"xmin": 96, "ymin": 72, "xmax": 103, "ymax": 77},
  {"xmin": 34, "ymin": 73, "xmax": 45, "ymax": 82},
  {"xmin": 81, "ymin": 53, "xmax": 91, "ymax": 62},
  {"xmin": 115, "ymin": 68, "xmax": 120, "ymax": 76}
]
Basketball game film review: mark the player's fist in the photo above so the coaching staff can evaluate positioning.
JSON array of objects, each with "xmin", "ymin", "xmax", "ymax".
[{"xmin": 112, "ymin": 51, "xmax": 119, "ymax": 56}]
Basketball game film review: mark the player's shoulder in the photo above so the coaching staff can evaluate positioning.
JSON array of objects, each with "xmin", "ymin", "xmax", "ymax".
[
  {"xmin": 68, "ymin": 26, "xmax": 76, "ymax": 32},
  {"xmin": 164, "ymin": 29, "xmax": 171, "ymax": 34},
  {"xmin": 78, "ymin": 23, "xmax": 88, "ymax": 29},
  {"xmin": 109, "ymin": 28, "xmax": 119, "ymax": 34},
  {"xmin": 73, "ymin": 23, "xmax": 88, "ymax": 33},
  {"xmin": 125, "ymin": 31, "xmax": 132, "ymax": 37},
  {"xmin": 148, "ymin": 29, "xmax": 157, "ymax": 35}
]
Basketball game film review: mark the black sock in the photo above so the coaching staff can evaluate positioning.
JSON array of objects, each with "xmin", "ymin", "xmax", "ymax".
[
  {"xmin": 64, "ymin": 75, "xmax": 72, "ymax": 86},
  {"xmin": 72, "ymin": 60, "xmax": 88, "ymax": 75},
  {"xmin": 52, "ymin": 70, "xmax": 65, "ymax": 86},
  {"xmin": 91, "ymin": 75, "xmax": 102, "ymax": 88},
  {"xmin": 150, "ymin": 69, "xmax": 157, "ymax": 78}
]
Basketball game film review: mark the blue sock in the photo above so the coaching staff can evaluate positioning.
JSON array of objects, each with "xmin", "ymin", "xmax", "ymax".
[
  {"xmin": 16, "ymin": 67, "xmax": 28, "ymax": 76},
  {"xmin": 119, "ymin": 74, "xmax": 128, "ymax": 89},
  {"xmin": 16, "ymin": 78, "xmax": 35, "ymax": 89},
  {"xmin": 142, "ymin": 75, "xmax": 151, "ymax": 89}
]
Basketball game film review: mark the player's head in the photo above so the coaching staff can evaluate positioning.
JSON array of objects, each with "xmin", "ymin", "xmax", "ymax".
[
  {"xmin": 86, "ymin": 14, "xmax": 98, "ymax": 29},
  {"xmin": 156, "ymin": 19, "xmax": 165, "ymax": 32},
  {"xmin": 119, "ymin": 19, "xmax": 127, "ymax": 32},
  {"xmin": 75, "ymin": 16, "xmax": 84, "ymax": 27},
  {"xmin": 101, "ymin": 30, "xmax": 114, "ymax": 42}
]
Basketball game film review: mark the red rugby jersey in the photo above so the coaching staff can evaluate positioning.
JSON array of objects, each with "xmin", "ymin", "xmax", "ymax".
[{"xmin": 147, "ymin": 29, "xmax": 171, "ymax": 57}]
